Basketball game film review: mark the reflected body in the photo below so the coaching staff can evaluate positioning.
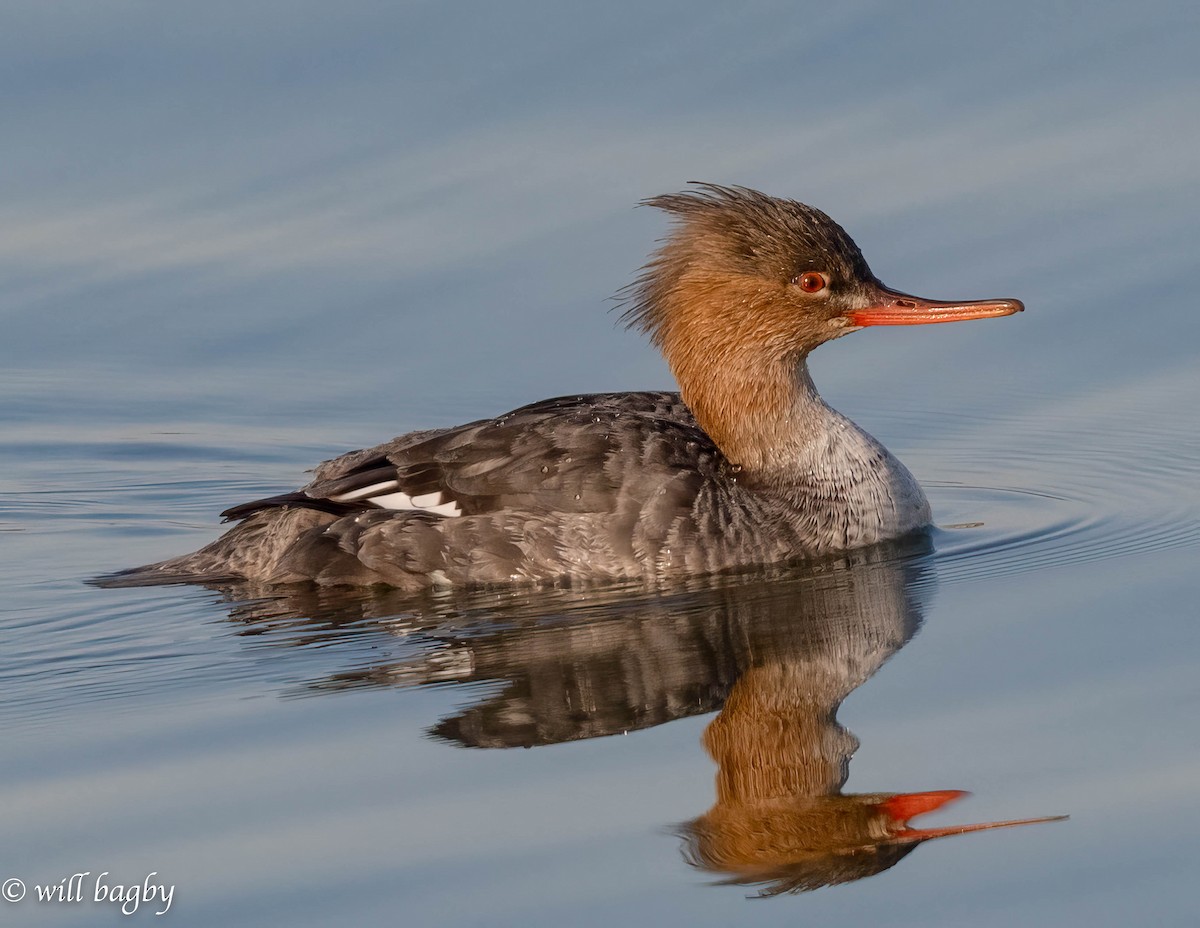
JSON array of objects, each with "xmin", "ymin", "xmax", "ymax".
[
  {"xmin": 106, "ymin": 185, "xmax": 1021, "ymax": 589},
  {"xmin": 207, "ymin": 542, "xmax": 1063, "ymax": 894}
]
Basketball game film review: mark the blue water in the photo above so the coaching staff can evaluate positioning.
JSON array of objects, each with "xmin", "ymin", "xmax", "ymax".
[{"xmin": 3, "ymin": 3, "xmax": 1199, "ymax": 926}]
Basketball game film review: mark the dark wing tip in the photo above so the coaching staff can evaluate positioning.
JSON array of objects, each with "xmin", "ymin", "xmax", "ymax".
[{"xmin": 220, "ymin": 491, "xmax": 359, "ymax": 522}]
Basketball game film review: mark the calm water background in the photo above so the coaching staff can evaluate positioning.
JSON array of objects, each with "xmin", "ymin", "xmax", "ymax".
[{"xmin": 3, "ymin": 2, "xmax": 1199, "ymax": 925}]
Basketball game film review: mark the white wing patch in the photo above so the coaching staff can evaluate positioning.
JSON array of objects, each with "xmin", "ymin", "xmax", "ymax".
[
  {"xmin": 329, "ymin": 480, "xmax": 399, "ymax": 502},
  {"xmin": 370, "ymin": 491, "xmax": 462, "ymax": 516},
  {"xmin": 329, "ymin": 481, "xmax": 461, "ymax": 517}
]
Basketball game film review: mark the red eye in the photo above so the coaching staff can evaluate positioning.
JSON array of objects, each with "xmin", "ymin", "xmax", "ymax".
[{"xmin": 796, "ymin": 272, "xmax": 827, "ymax": 293}]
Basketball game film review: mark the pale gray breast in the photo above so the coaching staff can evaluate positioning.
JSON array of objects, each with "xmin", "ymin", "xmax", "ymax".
[{"xmin": 776, "ymin": 411, "xmax": 931, "ymax": 551}]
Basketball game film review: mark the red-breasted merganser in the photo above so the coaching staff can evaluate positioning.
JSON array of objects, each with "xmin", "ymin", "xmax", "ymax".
[{"xmin": 111, "ymin": 184, "xmax": 1022, "ymax": 588}]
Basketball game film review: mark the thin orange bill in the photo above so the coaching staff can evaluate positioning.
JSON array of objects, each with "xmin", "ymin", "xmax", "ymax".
[{"xmin": 849, "ymin": 286, "xmax": 1024, "ymax": 326}]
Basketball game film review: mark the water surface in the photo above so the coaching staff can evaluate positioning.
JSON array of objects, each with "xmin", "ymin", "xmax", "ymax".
[{"xmin": 3, "ymin": 3, "xmax": 1199, "ymax": 926}]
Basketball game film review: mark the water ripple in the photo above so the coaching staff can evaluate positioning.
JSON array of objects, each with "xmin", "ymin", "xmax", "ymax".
[{"xmin": 885, "ymin": 374, "xmax": 1200, "ymax": 584}]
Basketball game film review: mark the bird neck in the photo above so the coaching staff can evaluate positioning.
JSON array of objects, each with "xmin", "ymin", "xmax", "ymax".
[
  {"xmin": 672, "ymin": 346, "xmax": 839, "ymax": 474},
  {"xmin": 702, "ymin": 664, "xmax": 852, "ymax": 803}
]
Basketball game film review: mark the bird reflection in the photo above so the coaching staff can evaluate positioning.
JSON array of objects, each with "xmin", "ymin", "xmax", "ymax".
[
  {"xmin": 683, "ymin": 665, "xmax": 1063, "ymax": 895},
  {"xmin": 208, "ymin": 537, "xmax": 1064, "ymax": 894}
]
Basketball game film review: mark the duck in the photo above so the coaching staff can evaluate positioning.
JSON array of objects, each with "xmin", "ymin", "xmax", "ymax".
[{"xmin": 108, "ymin": 184, "xmax": 1022, "ymax": 589}]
